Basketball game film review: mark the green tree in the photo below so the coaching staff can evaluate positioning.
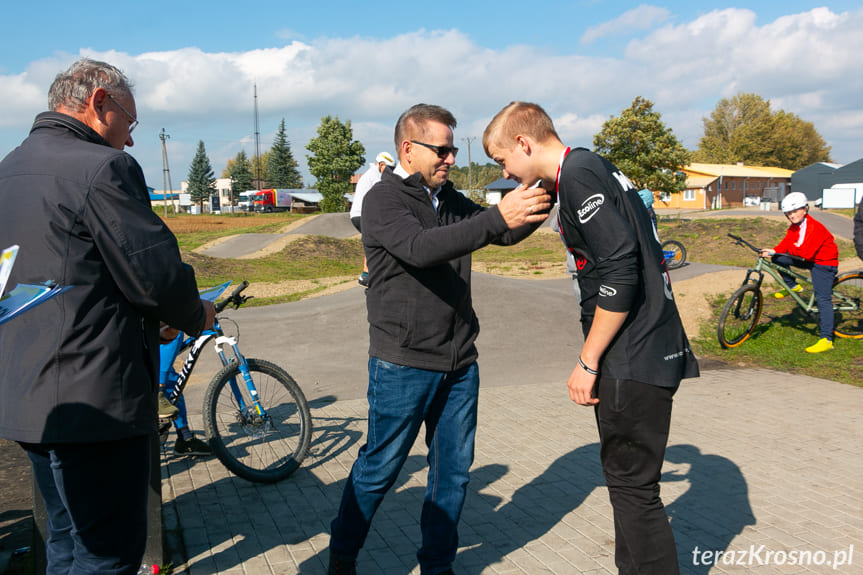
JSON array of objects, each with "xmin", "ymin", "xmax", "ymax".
[
  {"xmin": 226, "ymin": 150, "xmax": 254, "ymax": 206},
  {"xmin": 187, "ymin": 140, "xmax": 216, "ymax": 211},
  {"xmin": 449, "ymin": 163, "xmax": 503, "ymax": 191},
  {"xmin": 306, "ymin": 116, "xmax": 365, "ymax": 212},
  {"xmin": 252, "ymin": 152, "xmax": 269, "ymax": 188},
  {"xmin": 593, "ymin": 96, "xmax": 690, "ymax": 195},
  {"xmin": 267, "ymin": 118, "xmax": 303, "ymax": 188},
  {"xmin": 693, "ymin": 92, "xmax": 831, "ymax": 169},
  {"xmin": 769, "ymin": 110, "xmax": 832, "ymax": 169}
]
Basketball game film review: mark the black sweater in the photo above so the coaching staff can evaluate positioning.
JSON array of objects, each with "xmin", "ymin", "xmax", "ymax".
[{"xmin": 361, "ymin": 168, "xmax": 535, "ymax": 372}]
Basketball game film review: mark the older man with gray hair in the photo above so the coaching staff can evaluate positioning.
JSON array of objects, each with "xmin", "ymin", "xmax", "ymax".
[{"xmin": 0, "ymin": 58, "xmax": 214, "ymax": 574}]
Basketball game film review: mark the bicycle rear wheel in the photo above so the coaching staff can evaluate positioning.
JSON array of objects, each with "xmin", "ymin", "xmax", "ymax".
[
  {"xmin": 832, "ymin": 272, "xmax": 863, "ymax": 339},
  {"xmin": 203, "ymin": 358, "xmax": 312, "ymax": 483},
  {"xmin": 718, "ymin": 284, "xmax": 763, "ymax": 348},
  {"xmin": 662, "ymin": 239, "xmax": 686, "ymax": 270}
]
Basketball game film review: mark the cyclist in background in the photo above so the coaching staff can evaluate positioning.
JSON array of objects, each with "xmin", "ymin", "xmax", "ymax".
[
  {"xmin": 638, "ymin": 188, "xmax": 658, "ymax": 231},
  {"xmin": 159, "ymin": 323, "xmax": 213, "ymax": 455},
  {"xmin": 854, "ymin": 195, "xmax": 863, "ymax": 261},
  {"xmin": 759, "ymin": 192, "xmax": 838, "ymax": 353}
]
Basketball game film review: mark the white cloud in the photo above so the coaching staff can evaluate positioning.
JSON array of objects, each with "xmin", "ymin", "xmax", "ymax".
[
  {"xmin": 581, "ymin": 5, "xmax": 671, "ymax": 45},
  {"xmin": 2, "ymin": 6, "xmax": 863, "ymax": 188}
]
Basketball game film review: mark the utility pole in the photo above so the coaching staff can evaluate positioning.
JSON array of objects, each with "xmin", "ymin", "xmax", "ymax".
[
  {"xmin": 461, "ymin": 136, "xmax": 476, "ymax": 191},
  {"xmin": 159, "ymin": 128, "xmax": 174, "ymax": 217},
  {"xmin": 253, "ymin": 83, "xmax": 262, "ymax": 190}
]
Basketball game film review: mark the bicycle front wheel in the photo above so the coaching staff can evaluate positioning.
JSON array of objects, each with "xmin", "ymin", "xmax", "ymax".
[
  {"xmin": 718, "ymin": 284, "xmax": 763, "ymax": 348},
  {"xmin": 203, "ymin": 358, "xmax": 312, "ymax": 483},
  {"xmin": 662, "ymin": 239, "xmax": 687, "ymax": 270},
  {"xmin": 833, "ymin": 272, "xmax": 863, "ymax": 339}
]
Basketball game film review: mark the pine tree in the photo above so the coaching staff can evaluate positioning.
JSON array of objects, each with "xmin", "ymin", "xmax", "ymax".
[
  {"xmin": 268, "ymin": 119, "xmax": 303, "ymax": 188},
  {"xmin": 306, "ymin": 116, "xmax": 365, "ymax": 212},
  {"xmin": 227, "ymin": 150, "xmax": 255, "ymax": 207},
  {"xmin": 187, "ymin": 140, "xmax": 216, "ymax": 211}
]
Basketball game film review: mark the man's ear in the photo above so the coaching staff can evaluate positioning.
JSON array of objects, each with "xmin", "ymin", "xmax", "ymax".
[
  {"xmin": 516, "ymin": 135, "xmax": 532, "ymax": 155},
  {"xmin": 399, "ymin": 139, "xmax": 412, "ymax": 165},
  {"xmin": 89, "ymin": 87, "xmax": 109, "ymax": 112}
]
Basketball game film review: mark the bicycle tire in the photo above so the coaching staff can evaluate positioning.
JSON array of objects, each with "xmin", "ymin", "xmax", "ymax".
[
  {"xmin": 662, "ymin": 239, "xmax": 687, "ymax": 270},
  {"xmin": 718, "ymin": 284, "xmax": 763, "ymax": 348},
  {"xmin": 832, "ymin": 272, "xmax": 863, "ymax": 339},
  {"xmin": 203, "ymin": 358, "xmax": 312, "ymax": 483}
]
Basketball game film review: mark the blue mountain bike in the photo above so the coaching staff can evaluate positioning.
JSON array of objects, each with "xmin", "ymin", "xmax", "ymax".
[{"xmin": 160, "ymin": 281, "xmax": 312, "ymax": 483}]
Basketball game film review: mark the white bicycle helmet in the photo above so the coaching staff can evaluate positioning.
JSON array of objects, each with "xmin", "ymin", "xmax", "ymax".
[
  {"xmin": 375, "ymin": 152, "xmax": 395, "ymax": 167},
  {"xmin": 780, "ymin": 192, "xmax": 808, "ymax": 213}
]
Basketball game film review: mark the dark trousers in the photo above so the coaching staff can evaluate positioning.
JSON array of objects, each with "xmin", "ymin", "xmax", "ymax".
[
  {"xmin": 21, "ymin": 435, "xmax": 151, "ymax": 575},
  {"xmin": 595, "ymin": 378, "xmax": 679, "ymax": 575},
  {"xmin": 773, "ymin": 254, "xmax": 837, "ymax": 339}
]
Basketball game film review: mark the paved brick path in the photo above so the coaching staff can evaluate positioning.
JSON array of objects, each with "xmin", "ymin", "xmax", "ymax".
[{"xmin": 160, "ymin": 367, "xmax": 863, "ymax": 574}]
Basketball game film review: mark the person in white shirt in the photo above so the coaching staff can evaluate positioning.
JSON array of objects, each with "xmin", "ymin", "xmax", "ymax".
[{"xmin": 351, "ymin": 152, "xmax": 395, "ymax": 286}]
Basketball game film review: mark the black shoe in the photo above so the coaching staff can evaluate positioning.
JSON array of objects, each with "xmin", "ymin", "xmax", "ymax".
[
  {"xmin": 328, "ymin": 553, "xmax": 356, "ymax": 575},
  {"xmin": 174, "ymin": 437, "xmax": 212, "ymax": 456},
  {"xmin": 357, "ymin": 273, "xmax": 369, "ymax": 287}
]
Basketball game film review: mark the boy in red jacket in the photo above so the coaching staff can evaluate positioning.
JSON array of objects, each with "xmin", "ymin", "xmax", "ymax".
[{"xmin": 760, "ymin": 192, "xmax": 839, "ymax": 353}]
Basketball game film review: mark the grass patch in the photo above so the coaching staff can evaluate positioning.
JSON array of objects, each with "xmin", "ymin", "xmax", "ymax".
[
  {"xmin": 163, "ymin": 213, "xmax": 305, "ymax": 251},
  {"xmin": 658, "ymin": 217, "xmax": 857, "ymax": 266},
  {"xmin": 184, "ymin": 235, "xmax": 364, "ymax": 287},
  {"xmin": 692, "ymin": 292, "xmax": 863, "ymax": 386}
]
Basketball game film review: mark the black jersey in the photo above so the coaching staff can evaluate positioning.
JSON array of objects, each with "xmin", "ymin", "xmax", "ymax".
[{"xmin": 556, "ymin": 148, "xmax": 699, "ymax": 387}]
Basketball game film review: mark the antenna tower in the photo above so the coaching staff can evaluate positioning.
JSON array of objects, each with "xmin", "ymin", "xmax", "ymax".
[{"xmin": 160, "ymin": 128, "xmax": 174, "ymax": 217}]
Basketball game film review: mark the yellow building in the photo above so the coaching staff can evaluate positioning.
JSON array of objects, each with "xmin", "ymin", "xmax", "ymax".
[{"xmin": 651, "ymin": 163, "xmax": 794, "ymax": 210}]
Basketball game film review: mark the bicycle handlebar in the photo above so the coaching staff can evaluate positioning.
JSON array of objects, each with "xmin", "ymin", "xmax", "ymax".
[
  {"xmin": 726, "ymin": 234, "xmax": 809, "ymax": 265},
  {"xmin": 214, "ymin": 281, "xmax": 251, "ymax": 313},
  {"xmin": 727, "ymin": 233, "xmax": 759, "ymax": 253}
]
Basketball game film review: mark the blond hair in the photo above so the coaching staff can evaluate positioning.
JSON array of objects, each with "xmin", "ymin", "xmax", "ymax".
[{"xmin": 483, "ymin": 101, "xmax": 559, "ymax": 155}]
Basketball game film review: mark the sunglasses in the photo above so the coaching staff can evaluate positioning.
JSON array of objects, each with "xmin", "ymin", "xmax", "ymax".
[{"xmin": 411, "ymin": 140, "xmax": 458, "ymax": 159}]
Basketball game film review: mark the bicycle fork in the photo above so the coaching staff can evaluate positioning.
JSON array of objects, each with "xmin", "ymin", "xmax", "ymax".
[{"xmin": 213, "ymin": 335, "xmax": 268, "ymax": 420}]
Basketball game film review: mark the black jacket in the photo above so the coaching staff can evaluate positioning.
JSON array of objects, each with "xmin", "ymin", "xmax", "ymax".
[
  {"xmin": 362, "ymin": 168, "xmax": 535, "ymax": 372},
  {"xmin": 556, "ymin": 148, "xmax": 699, "ymax": 387},
  {"xmin": 0, "ymin": 112, "xmax": 206, "ymax": 443}
]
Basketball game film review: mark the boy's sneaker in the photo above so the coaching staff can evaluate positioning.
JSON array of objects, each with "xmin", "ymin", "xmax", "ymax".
[
  {"xmin": 174, "ymin": 437, "xmax": 213, "ymax": 456},
  {"xmin": 805, "ymin": 338, "xmax": 833, "ymax": 353},
  {"xmin": 773, "ymin": 284, "xmax": 803, "ymax": 299},
  {"xmin": 357, "ymin": 272, "xmax": 369, "ymax": 287},
  {"xmin": 158, "ymin": 391, "xmax": 179, "ymax": 419}
]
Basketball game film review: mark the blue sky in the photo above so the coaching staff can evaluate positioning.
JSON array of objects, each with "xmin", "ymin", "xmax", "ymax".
[{"xmin": 2, "ymin": 1, "xmax": 862, "ymax": 189}]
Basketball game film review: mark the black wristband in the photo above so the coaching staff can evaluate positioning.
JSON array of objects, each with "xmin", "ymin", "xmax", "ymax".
[{"xmin": 578, "ymin": 356, "xmax": 599, "ymax": 376}]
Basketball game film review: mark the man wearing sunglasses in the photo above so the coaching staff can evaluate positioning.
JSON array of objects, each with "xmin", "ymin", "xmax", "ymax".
[
  {"xmin": 0, "ymin": 58, "xmax": 214, "ymax": 574},
  {"xmin": 328, "ymin": 104, "xmax": 552, "ymax": 575}
]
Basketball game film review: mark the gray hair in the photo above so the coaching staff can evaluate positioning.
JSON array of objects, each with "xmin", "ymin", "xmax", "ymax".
[
  {"xmin": 48, "ymin": 58, "xmax": 134, "ymax": 112},
  {"xmin": 394, "ymin": 104, "xmax": 457, "ymax": 151}
]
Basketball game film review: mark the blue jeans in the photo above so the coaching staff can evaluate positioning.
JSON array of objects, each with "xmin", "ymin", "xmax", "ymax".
[
  {"xmin": 21, "ymin": 435, "xmax": 150, "ymax": 575},
  {"xmin": 774, "ymin": 255, "xmax": 837, "ymax": 339},
  {"xmin": 330, "ymin": 358, "xmax": 479, "ymax": 574}
]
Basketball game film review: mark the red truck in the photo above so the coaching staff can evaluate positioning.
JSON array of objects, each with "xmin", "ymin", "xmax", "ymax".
[{"xmin": 252, "ymin": 189, "xmax": 292, "ymax": 213}]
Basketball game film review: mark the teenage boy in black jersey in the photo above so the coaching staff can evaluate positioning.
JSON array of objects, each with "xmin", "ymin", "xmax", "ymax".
[{"xmin": 484, "ymin": 101, "xmax": 699, "ymax": 575}]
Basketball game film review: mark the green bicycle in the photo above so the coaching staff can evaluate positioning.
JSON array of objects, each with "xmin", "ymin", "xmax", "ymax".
[{"xmin": 717, "ymin": 234, "xmax": 863, "ymax": 348}]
